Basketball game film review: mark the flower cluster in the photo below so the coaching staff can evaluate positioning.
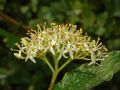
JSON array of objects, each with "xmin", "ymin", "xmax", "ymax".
[{"xmin": 12, "ymin": 23, "xmax": 108, "ymax": 65}]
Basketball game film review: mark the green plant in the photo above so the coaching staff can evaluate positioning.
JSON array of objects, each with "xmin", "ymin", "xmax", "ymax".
[
  {"xmin": 12, "ymin": 23, "xmax": 110, "ymax": 90},
  {"xmin": 0, "ymin": 0, "xmax": 120, "ymax": 90}
]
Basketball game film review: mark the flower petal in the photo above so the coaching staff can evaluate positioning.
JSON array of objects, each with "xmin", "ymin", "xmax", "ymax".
[{"xmin": 50, "ymin": 47, "xmax": 55, "ymax": 55}]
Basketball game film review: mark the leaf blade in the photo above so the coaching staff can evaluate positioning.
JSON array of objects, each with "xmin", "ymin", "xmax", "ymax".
[{"xmin": 54, "ymin": 51, "xmax": 120, "ymax": 90}]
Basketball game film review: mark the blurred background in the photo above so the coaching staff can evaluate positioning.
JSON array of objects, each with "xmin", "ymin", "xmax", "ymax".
[{"xmin": 0, "ymin": 0, "xmax": 120, "ymax": 90}]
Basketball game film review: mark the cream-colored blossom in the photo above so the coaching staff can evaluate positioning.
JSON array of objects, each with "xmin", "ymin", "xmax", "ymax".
[{"xmin": 12, "ymin": 23, "xmax": 108, "ymax": 65}]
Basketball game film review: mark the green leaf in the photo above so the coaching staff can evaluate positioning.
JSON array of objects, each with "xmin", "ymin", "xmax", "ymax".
[
  {"xmin": 0, "ymin": 68, "xmax": 11, "ymax": 79},
  {"xmin": 113, "ymin": 0, "xmax": 120, "ymax": 17},
  {"xmin": 0, "ymin": 0, "xmax": 6, "ymax": 10},
  {"xmin": 79, "ymin": 3, "xmax": 96, "ymax": 29},
  {"xmin": 0, "ymin": 67, "xmax": 14, "ymax": 85},
  {"xmin": 54, "ymin": 51, "xmax": 120, "ymax": 90},
  {"xmin": 30, "ymin": 0, "xmax": 38, "ymax": 12},
  {"xmin": 103, "ymin": 0, "xmax": 120, "ymax": 17},
  {"xmin": 0, "ymin": 28, "xmax": 20, "ymax": 48},
  {"xmin": 96, "ymin": 12, "xmax": 108, "ymax": 27}
]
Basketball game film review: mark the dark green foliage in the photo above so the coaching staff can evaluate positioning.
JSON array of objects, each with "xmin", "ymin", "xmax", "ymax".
[
  {"xmin": 54, "ymin": 51, "xmax": 120, "ymax": 90},
  {"xmin": 0, "ymin": 0, "xmax": 120, "ymax": 90},
  {"xmin": 0, "ymin": 29, "xmax": 20, "ymax": 48}
]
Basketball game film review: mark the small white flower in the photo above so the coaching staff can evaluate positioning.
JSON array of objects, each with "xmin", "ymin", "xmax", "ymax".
[
  {"xmin": 12, "ymin": 23, "xmax": 107, "ymax": 65},
  {"xmin": 14, "ymin": 53, "xmax": 22, "ymax": 59},
  {"xmin": 50, "ymin": 47, "xmax": 55, "ymax": 55}
]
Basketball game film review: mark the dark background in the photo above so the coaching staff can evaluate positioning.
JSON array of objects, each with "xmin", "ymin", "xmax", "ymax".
[{"xmin": 0, "ymin": 0, "xmax": 120, "ymax": 90}]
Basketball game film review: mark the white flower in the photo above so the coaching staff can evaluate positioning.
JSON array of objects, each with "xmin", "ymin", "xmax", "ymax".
[{"xmin": 12, "ymin": 23, "xmax": 108, "ymax": 65}]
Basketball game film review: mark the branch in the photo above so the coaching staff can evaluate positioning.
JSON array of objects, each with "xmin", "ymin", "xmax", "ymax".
[{"xmin": 0, "ymin": 11, "xmax": 31, "ymax": 30}]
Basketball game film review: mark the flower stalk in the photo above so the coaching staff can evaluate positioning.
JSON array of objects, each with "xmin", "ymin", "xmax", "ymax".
[{"xmin": 48, "ymin": 67, "xmax": 59, "ymax": 90}]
